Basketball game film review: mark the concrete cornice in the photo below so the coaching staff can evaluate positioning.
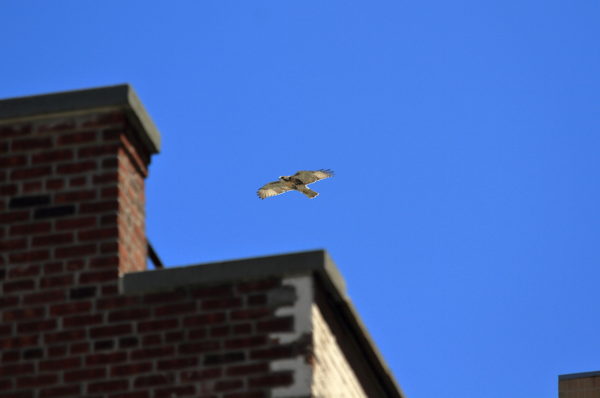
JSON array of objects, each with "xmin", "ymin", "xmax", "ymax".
[
  {"xmin": 122, "ymin": 250, "xmax": 345, "ymax": 296},
  {"xmin": 559, "ymin": 371, "xmax": 600, "ymax": 380},
  {"xmin": 0, "ymin": 84, "xmax": 160, "ymax": 154}
]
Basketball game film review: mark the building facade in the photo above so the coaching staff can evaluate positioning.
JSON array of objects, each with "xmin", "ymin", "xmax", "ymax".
[
  {"xmin": 0, "ymin": 85, "xmax": 404, "ymax": 398},
  {"xmin": 559, "ymin": 371, "xmax": 600, "ymax": 398}
]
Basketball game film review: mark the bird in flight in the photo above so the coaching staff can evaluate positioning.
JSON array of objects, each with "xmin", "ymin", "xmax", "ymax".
[{"xmin": 257, "ymin": 169, "xmax": 334, "ymax": 199}]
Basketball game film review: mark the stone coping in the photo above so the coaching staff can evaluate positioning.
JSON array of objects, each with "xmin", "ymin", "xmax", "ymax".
[{"xmin": 0, "ymin": 84, "xmax": 160, "ymax": 154}]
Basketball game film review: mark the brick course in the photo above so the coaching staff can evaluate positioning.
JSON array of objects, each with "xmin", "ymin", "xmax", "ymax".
[{"xmin": 1, "ymin": 274, "xmax": 302, "ymax": 397}]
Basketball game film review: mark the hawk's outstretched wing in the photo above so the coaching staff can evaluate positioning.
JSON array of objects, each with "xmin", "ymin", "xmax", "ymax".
[
  {"xmin": 257, "ymin": 181, "xmax": 292, "ymax": 199},
  {"xmin": 292, "ymin": 169, "xmax": 334, "ymax": 185}
]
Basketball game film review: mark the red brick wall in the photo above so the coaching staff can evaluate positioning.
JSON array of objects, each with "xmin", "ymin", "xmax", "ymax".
[
  {"xmin": 1, "ymin": 273, "xmax": 304, "ymax": 397},
  {"xmin": 559, "ymin": 374, "xmax": 600, "ymax": 398},
  {"xmin": 0, "ymin": 112, "xmax": 306, "ymax": 397},
  {"xmin": 0, "ymin": 110, "xmax": 148, "ymax": 277},
  {"xmin": 0, "ymin": 272, "xmax": 310, "ymax": 398}
]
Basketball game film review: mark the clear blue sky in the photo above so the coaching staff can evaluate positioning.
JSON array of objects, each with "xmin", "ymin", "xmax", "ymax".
[{"xmin": 2, "ymin": 1, "xmax": 599, "ymax": 397}]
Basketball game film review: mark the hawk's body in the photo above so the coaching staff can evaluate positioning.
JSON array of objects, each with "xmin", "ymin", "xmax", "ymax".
[{"xmin": 257, "ymin": 169, "xmax": 334, "ymax": 199}]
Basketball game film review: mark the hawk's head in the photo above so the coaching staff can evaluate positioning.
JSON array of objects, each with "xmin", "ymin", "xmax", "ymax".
[{"xmin": 279, "ymin": 176, "xmax": 291, "ymax": 182}]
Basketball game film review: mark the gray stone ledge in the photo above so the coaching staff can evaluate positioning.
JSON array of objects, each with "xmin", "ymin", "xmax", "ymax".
[
  {"xmin": 0, "ymin": 84, "xmax": 160, "ymax": 154},
  {"xmin": 559, "ymin": 371, "xmax": 600, "ymax": 380},
  {"xmin": 121, "ymin": 249, "xmax": 346, "ymax": 297}
]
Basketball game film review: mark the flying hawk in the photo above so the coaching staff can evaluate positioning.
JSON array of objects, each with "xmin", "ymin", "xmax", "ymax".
[{"xmin": 257, "ymin": 169, "xmax": 334, "ymax": 199}]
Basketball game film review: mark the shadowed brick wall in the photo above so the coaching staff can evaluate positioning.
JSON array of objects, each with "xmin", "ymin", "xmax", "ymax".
[
  {"xmin": 0, "ymin": 108, "xmax": 150, "ymax": 276},
  {"xmin": 2, "ymin": 268, "xmax": 306, "ymax": 397},
  {"xmin": 559, "ymin": 372, "xmax": 600, "ymax": 398}
]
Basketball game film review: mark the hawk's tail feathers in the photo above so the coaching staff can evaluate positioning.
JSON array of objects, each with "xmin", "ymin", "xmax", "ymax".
[{"xmin": 300, "ymin": 187, "xmax": 319, "ymax": 199}]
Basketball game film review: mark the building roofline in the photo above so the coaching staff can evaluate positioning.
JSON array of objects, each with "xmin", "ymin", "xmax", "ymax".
[
  {"xmin": 559, "ymin": 371, "xmax": 600, "ymax": 380},
  {"xmin": 122, "ymin": 249, "xmax": 405, "ymax": 398},
  {"xmin": 122, "ymin": 250, "xmax": 344, "ymax": 295},
  {"xmin": 0, "ymin": 84, "xmax": 160, "ymax": 154}
]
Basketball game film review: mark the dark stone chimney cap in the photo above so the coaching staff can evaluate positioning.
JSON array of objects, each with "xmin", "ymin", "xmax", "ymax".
[{"xmin": 0, "ymin": 84, "xmax": 161, "ymax": 154}]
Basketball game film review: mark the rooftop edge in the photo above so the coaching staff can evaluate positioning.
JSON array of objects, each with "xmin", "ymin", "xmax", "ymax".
[
  {"xmin": 0, "ymin": 84, "xmax": 160, "ymax": 153},
  {"xmin": 121, "ymin": 249, "xmax": 405, "ymax": 398},
  {"xmin": 122, "ymin": 249, "xmax": 345, "ymax": 296},
  {"xmin": 559, "ymin": 371, "xmax": 600, "ymax": 380}
]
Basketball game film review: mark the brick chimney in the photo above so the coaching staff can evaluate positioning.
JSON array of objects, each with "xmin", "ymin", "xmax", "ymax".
[{"xmin": 0, "ymin": 84, "xmax": 160, "ymax": 278}]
